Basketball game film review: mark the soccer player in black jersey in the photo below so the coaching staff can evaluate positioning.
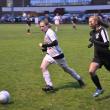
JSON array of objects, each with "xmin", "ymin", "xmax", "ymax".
[
  {"xmin": 71, "ymin": 16, "xmax": 77, "ymax": 30},
  {"xmin": 88, "ymin": 16, "xmax": 110, "ymax": 97},
  {"xmin": 26, "ymin": 16, "xmax": 31, "ymax": 34}
]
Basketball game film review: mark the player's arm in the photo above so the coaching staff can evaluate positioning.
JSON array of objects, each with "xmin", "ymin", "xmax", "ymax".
[
  {"xmin": 42, "ymin": 40, "xmax": 58, "ymax": 48},
  {"xmin": 89, "ymin": 31, "xmax": 96, "ymax": 43},
  {"xmin": 94, "ymin": 40, "xmax": 109, "ymax": 47},
  {"xmin": 39, "ymin": 43, "xmax": 47, "ymax": 52},
  {"xmin": 88, "ymin": 31, "xmax": 94, "ymax": 48},
  {"xmin": 94, "ymin": 29, "xmax": 109, "ymax": 47}
]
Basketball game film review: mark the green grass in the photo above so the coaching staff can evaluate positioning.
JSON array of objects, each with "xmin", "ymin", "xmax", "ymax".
[{"xmin": 0, "ymin": 24, "xmax": 110, "ymax": 110}]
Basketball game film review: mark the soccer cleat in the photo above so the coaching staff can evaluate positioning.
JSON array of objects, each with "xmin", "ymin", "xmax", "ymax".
[
  {"xmin": 78, "ymin": 79, "xmax": 85, "ymax": 88},
  {"xmin": 42, "ymin": 85, "xmax": 54, "ymax": 92},
  {"xmin": 93, "ymin": 88, "xmax": 104, "ymax": 97}
]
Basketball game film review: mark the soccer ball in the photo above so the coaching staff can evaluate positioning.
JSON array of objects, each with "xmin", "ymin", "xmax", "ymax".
[{"xmin": 0, "ymin": 90, "xmax": 10, "ymax": 104}]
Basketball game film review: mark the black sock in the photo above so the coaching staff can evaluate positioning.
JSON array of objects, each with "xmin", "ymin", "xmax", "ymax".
[
  {"xmin": 27, "ymin": 29, "xmax": 30, "ymax": 33},
  {"xmin": 91, "ymin": 74, "xmax": 102, "ymax": 90}
]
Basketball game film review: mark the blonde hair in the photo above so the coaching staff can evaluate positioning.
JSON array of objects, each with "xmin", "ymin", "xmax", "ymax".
[
  {"xmin": 89, "ymin": 15, "xmax": 109, "ymax": 28},
  {"xmin": 40, "ymin": 19, "xmax": 51, "ymax": 28}
]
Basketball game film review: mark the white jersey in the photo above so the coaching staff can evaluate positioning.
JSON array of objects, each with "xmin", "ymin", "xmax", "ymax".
[
  {"xmin": 44, "ymin": 28, "xmax": 62, "ymax": 57},
  {"xmin": 35, "ymin": 17, "xmax": 39, "ymax": 24},
  {"xmin": 54, "ymin": 15, "xmax": 61, "ymax": 25}
]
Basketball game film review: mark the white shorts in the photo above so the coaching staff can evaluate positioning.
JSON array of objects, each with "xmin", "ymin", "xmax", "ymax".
[
  {"xmin": 55, "ymin": 21, "xmax": 60, "ymax": 25},
  {"xmin": 43, "ymin": 54, "xmax": 56, "ymax": 64},
  {"xmin": 43, "ymin": 54, "xmax": 67, "ymax": 68}
]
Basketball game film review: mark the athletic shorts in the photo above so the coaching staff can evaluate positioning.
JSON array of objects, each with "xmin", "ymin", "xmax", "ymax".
[
  {"xmin": 55, "ymin": 21, "xmax": 60, "ymax": 25},
  {"xmin": 43, "ymin": 54, "xmax": 56, "ymax": 64},
  {"xmin": 43, "ymin": 54, "xmax": 67, "ymax": 68},
  {"xmin": 92, "ymin": 56, "xmax": 103, "ymax": 68}
]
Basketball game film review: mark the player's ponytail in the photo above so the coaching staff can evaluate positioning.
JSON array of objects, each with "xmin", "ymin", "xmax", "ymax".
[
  {"xmin": 96, "ymin": 16, "xmax": 109, "ymax": 28},
  {"xmin": 98, "ymin": 18, "xmax": 109, "ymax": 28}
]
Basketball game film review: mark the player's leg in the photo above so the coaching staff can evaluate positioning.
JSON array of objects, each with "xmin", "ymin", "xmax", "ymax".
[
  {"xmin": 27, "ymin": 24, "xmax": 31, "ymax": 34},
  {"xmin": 56, "ymin": 58, "xmax": 85, "ymax": 87},
  {"xmin": 40, "ymin": 54, "xmax": 55, "ymax": 91},
  {"xmin": 55, "ymin": 21, "xmax": 59, "ymax": 32},
  {"xmin": 89, "ymin": 62, "xmax": 103, "ymax": 97},
  {"xmin": 72, "ymin": 23, "xmax": 76, "ymax": 29},
  {"xmin": 54, "ymin": 21, "xmax": 57, "ymax": 32}
]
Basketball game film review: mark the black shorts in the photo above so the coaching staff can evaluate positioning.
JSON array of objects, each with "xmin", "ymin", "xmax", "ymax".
[
  {"xmin": 92, "ymin": 48, "xmax": 110, "ymax": 70},
  {"xmin": 27, "ymin": 23, "xmax": 31, "ymax": 26},
  {"xmin": 92, "ymin": 56, "xmax": 103, "ymax": 68},
  {"xmin": 27, "ymin": 21, "xmax": 31, "ymax": 26}
]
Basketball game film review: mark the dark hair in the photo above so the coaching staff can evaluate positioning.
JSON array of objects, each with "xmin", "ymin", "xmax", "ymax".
[{"xmin": 99, "ymin": 19, "xmax": 109, "ymax": 28}]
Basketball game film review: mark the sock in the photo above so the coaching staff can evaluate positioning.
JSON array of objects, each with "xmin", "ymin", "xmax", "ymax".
[
  {"xmin": 27, "ymin": 29, "xmax": 30, "ymax": 33},
  {"xmin": 91, "ymin": 74, "xmax": 102, "ymax": 90},
  {"xmin": 55, "ymin": 27, "xmax": 58, "ymax": 32},
  {"xmin": 43, "ymin": 70, "xmax": 53, "ymax": 87}
]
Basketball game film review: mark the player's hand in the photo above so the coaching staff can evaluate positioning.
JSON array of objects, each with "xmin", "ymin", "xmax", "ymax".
[
  {"xmin": 88, "ymin": 43, "xmax": 93, "ymax": 48},
  {"xmin": 38, "ymin": 43, "xmax": 47, "ymax": 52},
  {"xmin": 89, "ymin": 38, "xmax": 94, "ymax": 43},
  {"xmin": 39, "ymin": 43, "xmax": 42, "ymax": 47}
]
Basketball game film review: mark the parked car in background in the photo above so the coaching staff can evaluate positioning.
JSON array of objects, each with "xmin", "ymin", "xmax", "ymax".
[
  {"xmin": 38, "ymin": 16, "xmax": 45, "ymax": 22},
  {"xmin": 76, "ymin": 13, "xmax": 95, "ymax": 23},
  {"xmin": 62, "ymin": 13, "xmax": 72, "ymax": 23}
]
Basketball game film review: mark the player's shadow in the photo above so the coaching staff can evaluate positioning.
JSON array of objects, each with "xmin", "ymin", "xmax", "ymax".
[
  {"xmin": 32, "ymin": 31, "xmax": 41, "ymax": 34},
  {"xmin": 95, "ymin": 94, "xmax": 110, "ymax": 101},
  {"xmin": 55, "ymin": 81, "xmax": 81, "ymax": 91}
]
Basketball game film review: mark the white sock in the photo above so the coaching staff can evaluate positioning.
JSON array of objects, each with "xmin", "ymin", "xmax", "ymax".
[
  {"xmin": 43, "ymin": 70, "xmax": 53, "ymax": 86},
  {"xmin": 55, "ymin": 27, "xmax": 58, "ymax": 32}
]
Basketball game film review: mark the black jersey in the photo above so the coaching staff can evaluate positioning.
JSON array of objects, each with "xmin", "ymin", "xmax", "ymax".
[
  {"xmin": 90, "ymin": 27, "xmax": 109, "ymax": 50},
  {"xmin": 26, "ymin": 17, "xmax": 31, "ymax": 26},
  {"xmin": 71, "ymin": 17, "xmax": 77, "ymax": 23},
  {"xmin": 89, "ymin": 26, "xmax": 110, "ymax": 70}
]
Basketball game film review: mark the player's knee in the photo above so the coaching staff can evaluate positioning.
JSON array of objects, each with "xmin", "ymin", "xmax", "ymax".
[{"xmin": 40, "ymin": 66, "xmax": 46, "ymax": 72}]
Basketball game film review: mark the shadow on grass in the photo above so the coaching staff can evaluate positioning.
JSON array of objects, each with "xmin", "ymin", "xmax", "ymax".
[
  {"xmin": 42, "ymin": 82, "xmax": 83, "ymax": 94},
  {"xmin": 0, "ymin": 101, "xmax": 14, "ymax": 106},
  {"xmin": 55, "ymin": 81, "xmax": 81, "ymax": 91},
  {"xmin": 95, "ymin": 94, "xmax": 110, "ymax": 101},
  {"xmin": 31, "ymin": 31, "xmax": 41, "ymax": 34}
]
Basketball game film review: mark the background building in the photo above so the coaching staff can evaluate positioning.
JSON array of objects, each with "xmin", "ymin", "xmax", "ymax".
[
  {"xmin": 91, "ymin": 0, "xmax": 110, "ymax": 5},
  {"xmin": 0, "ymin": 0, "xmax": 110, "ymax": 15},
  {"xmin": 0, "ymin": 0, "xmax": 30, "ymax": 7}
]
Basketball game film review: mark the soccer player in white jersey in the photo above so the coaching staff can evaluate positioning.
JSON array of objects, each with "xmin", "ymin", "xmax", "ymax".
[
  {"xmin": 34, "ymin": 15, "xmax": 39, "ymax": 27},
  {"xmin": 53, "ymin": 13, "xmax": 61, "ymax": 32},
  {"xmin": 38, "ymin": 20, "xmax": 85, "ymax": 92}
]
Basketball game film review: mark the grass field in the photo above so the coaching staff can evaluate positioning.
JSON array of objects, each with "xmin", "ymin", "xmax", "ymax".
[{"xmin": 0, "ymin": 24, "xmax": 110, "ymax": 110}]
